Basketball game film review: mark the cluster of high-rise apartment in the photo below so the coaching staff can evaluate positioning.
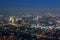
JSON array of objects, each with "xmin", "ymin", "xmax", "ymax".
[
  {"xmin": 0, "ymin": 14, "xmax": 60, "ymax": 28},
  {"xmin": 0, "ymin": 14, "xmax": 60, "ymax": 40}
]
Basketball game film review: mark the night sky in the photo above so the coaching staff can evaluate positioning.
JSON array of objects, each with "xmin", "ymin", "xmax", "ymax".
[{"xmin": 0, "ymin": 0, "xmax": 60, "ymax": 16}]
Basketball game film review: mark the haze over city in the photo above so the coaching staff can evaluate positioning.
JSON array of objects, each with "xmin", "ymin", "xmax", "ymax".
[
  {"xmin": 0, "ymin": 0, "xmax": 60, "ymax": 16},
  {"xmin": 0, "ymin": 0, "xmax": 60, "ymax": 40}
]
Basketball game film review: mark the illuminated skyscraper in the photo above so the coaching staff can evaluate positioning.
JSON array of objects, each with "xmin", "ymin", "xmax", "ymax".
[{"xmin": 9, "ymin": 16, "xmax": 14, "ymax": 24}]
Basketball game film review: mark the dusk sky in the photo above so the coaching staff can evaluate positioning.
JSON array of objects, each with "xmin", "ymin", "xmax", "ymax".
[{"xmin": 0, "ymin": 0, "xmax": 60, "ymax": 16}]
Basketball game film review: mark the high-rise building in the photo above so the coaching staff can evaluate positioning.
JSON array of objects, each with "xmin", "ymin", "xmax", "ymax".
[{"xmin": 9, "ymin": 16, "xmax": 14, "ymax": 24}]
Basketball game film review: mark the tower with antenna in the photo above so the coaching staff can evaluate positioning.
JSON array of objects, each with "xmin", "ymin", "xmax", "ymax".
[
  {"xmin": 48, "ymin": 12, "xmax": 55, "ymax": 17},
  {"xmin": 48, "ymin": 12, "xmax": 52, "ymax": 17}
]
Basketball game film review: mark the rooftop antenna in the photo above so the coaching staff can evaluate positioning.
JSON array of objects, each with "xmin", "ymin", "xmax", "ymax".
[{"xmin": 48, "ymin": 12, "xmax": 52, "ymax": 16}]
